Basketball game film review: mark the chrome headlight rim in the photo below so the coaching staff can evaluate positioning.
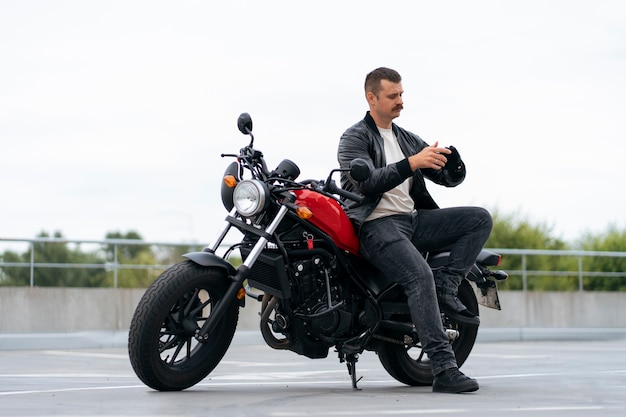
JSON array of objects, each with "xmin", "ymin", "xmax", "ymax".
[{"xmin": 233, "ymin": 179, "xmax": 269, "ymax": 217}]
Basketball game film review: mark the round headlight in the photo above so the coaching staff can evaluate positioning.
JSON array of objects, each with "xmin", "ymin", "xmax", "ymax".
[{"xmin": 233, "ymin": 180, "xmax": 269, "ymax": 217}]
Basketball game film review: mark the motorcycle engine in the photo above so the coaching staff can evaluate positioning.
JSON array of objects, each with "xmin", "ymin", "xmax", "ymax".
[{"xmin": 289, "ymin": 254, "xmax": 351, "ymax": 338}]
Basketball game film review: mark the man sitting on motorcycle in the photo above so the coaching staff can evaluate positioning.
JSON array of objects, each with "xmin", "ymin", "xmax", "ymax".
[{"xmin": 337, "ymin": 67, "xmax": 493, "ymax": 393}]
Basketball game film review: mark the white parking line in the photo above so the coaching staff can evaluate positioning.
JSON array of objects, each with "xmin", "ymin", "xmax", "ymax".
[
  {"xmin": 269, "ymin": 406, "xmax": 608, "ymax": 416},
  {"xmin": 43, "ymin": 350, "xmax": 128, "ymax": 360}
]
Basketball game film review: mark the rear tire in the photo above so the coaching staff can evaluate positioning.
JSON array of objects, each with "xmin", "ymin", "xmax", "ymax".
[
  {"xmin": 128, "ymin": 261, "xmax": 239, "ymax": 391},
  {"xmin": 377, "ymin": 280, "xmax": 479, "ymax": 386}
]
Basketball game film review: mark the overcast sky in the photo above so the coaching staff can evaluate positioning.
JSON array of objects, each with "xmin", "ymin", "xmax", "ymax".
[{"xmin": 2, "ymin": 0, "xmax": 625, "ymax": 247}]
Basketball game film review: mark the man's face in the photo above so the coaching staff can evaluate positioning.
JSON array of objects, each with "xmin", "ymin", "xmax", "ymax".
[{"xmin": 368, "ymin": 79, "xmax": 404, "ymax": 124}]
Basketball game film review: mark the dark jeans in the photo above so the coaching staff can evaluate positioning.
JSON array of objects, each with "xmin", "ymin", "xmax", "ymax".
[{"xmin": 359, "ymin": 207, "xmax": 493, "ymax": 375}]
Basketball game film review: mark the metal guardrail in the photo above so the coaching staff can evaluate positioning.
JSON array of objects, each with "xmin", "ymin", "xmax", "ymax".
[
  {"xmin": 1, "ymin": 238, "xmax": 626, "ymax": 290},
  {"xmin": 490, "ymin": 248, "xmax": 626, "ymax": 291},
  {"xmin": 0, "ymin": 237, "xmax": 205, "ymax": 288}
]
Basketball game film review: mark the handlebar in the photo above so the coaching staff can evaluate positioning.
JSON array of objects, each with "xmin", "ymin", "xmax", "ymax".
[{"xmin": 223, "ymin": 139, "xmax": 366, "ymax": 204}]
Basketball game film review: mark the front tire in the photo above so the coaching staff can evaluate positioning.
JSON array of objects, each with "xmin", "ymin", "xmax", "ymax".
[
  {"xmin": 377, "ymin": 280, "xmax": 479, "ymax": 386},
  {"xmin": 128, "ymin": 261, "xmax": 239, "ymax": 391}
]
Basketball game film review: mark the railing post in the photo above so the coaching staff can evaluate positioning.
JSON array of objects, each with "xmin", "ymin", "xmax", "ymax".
[
  {"xmin": 29, "ymin": 241, "xmax": 35, "ymax": 287},
  {"xmin": 578, "ymin": 255, "xmax": 583, "ymax": 292},
  {"xmin": 113, "ymin": 243, "xmax": 119, "ymax": 288},
  {"xmin": 522, "ymin": 253, "xmax": 527, "ymax": 292}
]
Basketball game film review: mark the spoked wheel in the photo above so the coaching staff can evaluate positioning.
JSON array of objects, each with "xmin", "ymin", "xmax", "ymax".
[
  {"xmin": 377, "ymin": 280, "xmax": 479, "ymax": 386},
  {"xmin": 128, "ymin": 261, "xmax": 239, "ymax": 391}
]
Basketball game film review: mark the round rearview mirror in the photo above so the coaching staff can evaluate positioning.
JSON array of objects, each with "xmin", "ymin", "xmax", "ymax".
[{"xmin": 237, "ymin": 113, "xmax": 253, "ymax": 135}]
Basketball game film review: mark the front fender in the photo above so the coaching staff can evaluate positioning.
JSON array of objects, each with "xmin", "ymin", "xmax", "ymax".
[{"xmin": 183, "ymin": 251, "xmax": 237, "ymax": 276}]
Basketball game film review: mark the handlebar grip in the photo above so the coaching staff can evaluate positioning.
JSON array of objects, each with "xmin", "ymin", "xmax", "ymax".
[
  {"xmin": 336, "ymin": 188, "xmax": 365, "ymax": 204},
  {"xmin": 324, "ymin": 180, "xmax": 364, "ymax": 204}
]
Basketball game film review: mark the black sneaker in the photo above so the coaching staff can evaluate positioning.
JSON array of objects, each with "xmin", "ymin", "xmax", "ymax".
[
  {"xmin": 437, "ymin": 290, "xmax": 480, "ymax": 326},
  {"xmin": 432, "ymin": 367, "xmax": 479, "ymax": 393}
]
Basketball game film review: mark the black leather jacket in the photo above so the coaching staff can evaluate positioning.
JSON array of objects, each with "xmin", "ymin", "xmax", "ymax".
[{"xmin": 337, "ymin": 112, "xmax": 466, "ymax": 230}]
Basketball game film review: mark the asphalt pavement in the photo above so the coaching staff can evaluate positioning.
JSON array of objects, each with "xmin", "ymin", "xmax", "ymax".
[{"xmin": 1, "ymin": 331, "xmax": 625, "ymax": 417}]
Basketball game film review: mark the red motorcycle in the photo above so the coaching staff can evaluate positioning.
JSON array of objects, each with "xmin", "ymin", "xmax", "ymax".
[{"xmin": 128, "ymin": 113, "xmax": 507, "ymax": 391}]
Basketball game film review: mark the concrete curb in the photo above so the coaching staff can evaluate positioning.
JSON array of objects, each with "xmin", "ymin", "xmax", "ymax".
[{"xmin": 476, "ymin": 327, "xmax": 626, "ymax": 342}]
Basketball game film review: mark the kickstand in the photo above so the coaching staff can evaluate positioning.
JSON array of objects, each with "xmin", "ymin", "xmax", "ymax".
[{"xmin": 345, "ymin": 353, "xmax": 363, "ymax": 390}]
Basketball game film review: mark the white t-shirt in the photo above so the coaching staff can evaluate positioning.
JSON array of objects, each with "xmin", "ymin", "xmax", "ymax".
[{"xmin": 364, "ymin": 127, "xmax": 414, "ymax": 222}]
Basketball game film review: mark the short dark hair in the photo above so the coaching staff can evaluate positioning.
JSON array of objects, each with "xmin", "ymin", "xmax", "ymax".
[{"xmin": 364, "ymin": 67, "xmax": 402, "ymax": 96}]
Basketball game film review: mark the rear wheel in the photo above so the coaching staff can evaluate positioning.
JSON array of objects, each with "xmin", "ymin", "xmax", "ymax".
[
  {"xmin": 128, "ymin": 261, "xmax": 239, "ymax": 391},
  {"xmin": 377, "ymin": 280, "xmax": 479, "ymax": 386}
]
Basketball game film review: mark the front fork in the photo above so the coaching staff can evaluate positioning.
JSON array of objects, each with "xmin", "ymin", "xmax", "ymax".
[{"xmin": 193, "ymin": 203, "xmax": 291, "ymax": 342}]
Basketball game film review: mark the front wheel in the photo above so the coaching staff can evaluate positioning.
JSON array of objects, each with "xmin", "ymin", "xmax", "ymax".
[
  {"xmin": 128, "ymin": 261, "xmax": 239, "ymax": 391},
  {"xmin": 377, "ymin": 280, "xmax": 479, "ymax": 386}
]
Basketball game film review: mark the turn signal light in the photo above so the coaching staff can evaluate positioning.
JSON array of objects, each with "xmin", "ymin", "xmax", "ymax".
[
  {"xmin": 236, "ymin": 287, "xmax": 246, "ymax": 300},
  {"xmin": 296, "ymin": 206, "xmax": 313, "ymax": 219},
  {"xmin": 224, "ymin": 175, "xmax": 237, "ymax": 188}
]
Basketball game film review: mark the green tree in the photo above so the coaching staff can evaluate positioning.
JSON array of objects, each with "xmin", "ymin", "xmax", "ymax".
[
  {"xmin": 578, "ymin": 225, "xmax": 626, "ymax": 291},
  {"xmin": 104, "ymin": 231, "xmax": 151, "ymax": 260},
  {"xmin": 0, "ymin": 231, "xmax": 107, "ymax": 287},
  {"xmin": 0, "ymin": 250, "xmax": 28, "ymax": 286},
  {"xmin": 103, "ymin": 231, "xmax": 159, "ymax": 288},
  {"xmin": 486, "ymin": 210, "xmax": 577, "ymax": 290}
]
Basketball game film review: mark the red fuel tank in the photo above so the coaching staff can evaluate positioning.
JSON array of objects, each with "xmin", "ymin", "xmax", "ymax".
[{"xmin": 293, "ymin": 189, "xmax": 360, "ymax": 255}]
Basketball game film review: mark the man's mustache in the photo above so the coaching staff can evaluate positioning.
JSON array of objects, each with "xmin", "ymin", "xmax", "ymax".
[{"xmin": 393, "ymin": 105, "xmax": 404, "ymax": 111}]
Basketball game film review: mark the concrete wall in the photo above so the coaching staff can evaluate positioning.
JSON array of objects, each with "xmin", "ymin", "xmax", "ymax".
[
  {"xmin": 479, "ymin": 291, "xmax": 626, "ymax": 328},
  {"xmin": 1, "ymin": 287, "xmax": 626, "ymax": 334}
]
